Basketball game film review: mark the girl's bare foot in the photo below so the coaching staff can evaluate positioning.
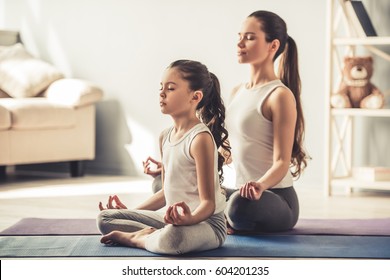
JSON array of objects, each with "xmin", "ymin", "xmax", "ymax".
[
  {"xmin": 226, "ymin": 222, "xmax": 236, "ymax": 235},
  {"xmin": 100, "ymin": 227, "xmax": 156, "ymax": 249}
]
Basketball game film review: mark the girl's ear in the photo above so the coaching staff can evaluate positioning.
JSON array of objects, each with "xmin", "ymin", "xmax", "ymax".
[{"xmin": 192, "ymin": 90, "xmax": 203, "ymax": 102}]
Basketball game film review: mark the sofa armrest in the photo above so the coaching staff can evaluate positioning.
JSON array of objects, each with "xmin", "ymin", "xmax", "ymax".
[{"xmin": 45, "ymin": 78, "xmax": 103, "ymax": 107}]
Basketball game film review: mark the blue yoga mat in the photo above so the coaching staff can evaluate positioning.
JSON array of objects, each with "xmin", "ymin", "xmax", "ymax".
[
  {"xmin": 1, "ymin": 217, "xmax": 390, "ymax": 236},
  {"xmin": 1, "ymin": 234, "xmax": 389, "ymax": 259}
]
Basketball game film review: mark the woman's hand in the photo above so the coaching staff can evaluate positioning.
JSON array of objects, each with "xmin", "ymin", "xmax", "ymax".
[
  {"xmin": 143, "ymin": 156, "xmax": 162, "ymax": 178},
  {"xmin": 164, "ymin": 201, "xmax": 193, "ymax": 226},
  {"xmin": 239, "ymin": 181, "xmax": 266, "ymax": 200},
  {"xmin": 98, "ymin": 195, "xmax": 128, "ymax": 211}
]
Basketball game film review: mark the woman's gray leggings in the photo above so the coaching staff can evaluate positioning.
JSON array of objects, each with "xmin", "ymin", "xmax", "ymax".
[
  {"xmin": 225, "ymin": 186, "xmax": 299, "ymax": 232},
  {"xmin": 97, "ymin": 209, "xmax": 226, "ymax": 255}
]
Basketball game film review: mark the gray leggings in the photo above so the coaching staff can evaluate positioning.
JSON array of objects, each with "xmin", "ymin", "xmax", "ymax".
[
  {"xmin": 224, "ymin": 187, "xmax": 299, "ymax": 232},
  {"xmin": 97, "ymin": 209, "xmax": 226, "ymax": 255}
]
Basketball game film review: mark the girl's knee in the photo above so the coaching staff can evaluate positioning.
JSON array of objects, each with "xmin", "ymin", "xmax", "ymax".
[
  {"xmin": 148, "ymin": 226, "xmax": 186, "ymax": 255},
  {"xmin": 96, "ymin": 210, "xmax": 116, "ymax": 235}
]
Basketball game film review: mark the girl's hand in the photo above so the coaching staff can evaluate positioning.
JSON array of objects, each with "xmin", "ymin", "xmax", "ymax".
[
  {"xmin": 239, "ymin": 181, "xmax": 265, "ymax": 200},
  {"xmin": 98, "ymin": 195, "xmax": 128, "ymax": 211},
  {"xmin": 164, "ymin": 201, "xmax": 193, "ymax": 226},
  {"xmin": 143, "ymin": 156, "xmax": 162, "ymax": 178}
]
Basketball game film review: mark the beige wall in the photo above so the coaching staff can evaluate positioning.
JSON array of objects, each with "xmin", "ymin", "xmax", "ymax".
[{"xmin": 3, "ymin": 0, "xmax": 388, "ymax": 188}]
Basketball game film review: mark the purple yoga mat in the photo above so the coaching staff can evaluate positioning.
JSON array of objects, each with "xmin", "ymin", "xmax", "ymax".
[
  {"xmin": 1, "ymin": 217, "xmax": 389, "ymax": 236},
  {"xmin": 0, "ymin": 218, "xmax": 100, "ymax": 236}
]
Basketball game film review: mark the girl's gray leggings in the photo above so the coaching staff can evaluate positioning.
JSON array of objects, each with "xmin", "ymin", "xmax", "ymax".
[{"xmin": 97, "ymin": 209, "xmax": 227, "ymax": 255}]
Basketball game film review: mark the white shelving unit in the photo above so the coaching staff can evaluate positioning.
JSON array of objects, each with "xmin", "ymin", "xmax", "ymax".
[{"xmin": 325, "ymin": 0, "xmax": 390, "ymax": 195}]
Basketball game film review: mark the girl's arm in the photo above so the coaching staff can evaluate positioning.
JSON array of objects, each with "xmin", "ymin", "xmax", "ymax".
[
  {"xmin": 240, "ymin": 87, "xmax": 297, "ymax": 200},
  {"xmin": 135, "ymin": 188, "xmax": 166, "ymax": 210},
  {"xmin": 136, "ymin": 130, "xmax": 167, "ymax": 210},
  {"xmin": 165, "ymin": 132, "xmax": 216, "ymax": 226}
]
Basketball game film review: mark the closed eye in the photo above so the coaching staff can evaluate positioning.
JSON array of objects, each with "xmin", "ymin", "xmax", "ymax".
[{"xmin": 238, "ymin": 33, "xmax": 256, "ymax": 41}]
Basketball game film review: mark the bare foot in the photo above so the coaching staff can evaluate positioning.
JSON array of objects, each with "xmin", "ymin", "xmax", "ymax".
[
  {"xmin": 226, "ymin": 222, "xmax": 236, "ymax": 235},
  {"xmin": 100, "ymin": 227, "xmax": 156, "ymax": 249}
]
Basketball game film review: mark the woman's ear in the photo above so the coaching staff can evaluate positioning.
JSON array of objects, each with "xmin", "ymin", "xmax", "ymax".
[{"xmin": 270, "ymin": 39, "xmax": 280, "ymax": 53}]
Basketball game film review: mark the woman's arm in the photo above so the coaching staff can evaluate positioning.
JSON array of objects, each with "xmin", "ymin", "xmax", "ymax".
[
  {"xmin": 240, "ymin": 87, "xmax": 297, "ymax": 200},
  {"xmin": 262, "ymin": 87, "xmax": 297, "ymax": 188},
  {"xmin": 218, "ymin": 84, "xmax": 241, "ymax": 165},
  {"xmin": 219, "ymin": 139, "xmax": 232, "ymax": 164},
  {"xmin": 164, "ymin": 132, "xmax": 216, "ymax": 225}
]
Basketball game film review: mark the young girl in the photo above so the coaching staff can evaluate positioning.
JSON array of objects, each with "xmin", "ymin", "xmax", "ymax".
[
  {"xmin": 224, "ymin": 10, "xmax": 308, "ymax": 233},
  {"xmin": 97, "ymin": 60, "xmax": 231, "ymax": 255}
]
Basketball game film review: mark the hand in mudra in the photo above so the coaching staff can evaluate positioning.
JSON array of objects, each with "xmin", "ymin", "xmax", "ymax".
[
  {"xmin": 142, "ymin": 156, "xmax": 162, "ymax": 178},
  {"xmin": 99, "ymin": 195, "xmax": 127, "ymax": 211},
  {"xmin": 164, "ymin": 201, "xmax": 193, "ymax": 226},
  {"xmin": 239, "ymin": 181, "xmax": 265, "ymax": 200}
]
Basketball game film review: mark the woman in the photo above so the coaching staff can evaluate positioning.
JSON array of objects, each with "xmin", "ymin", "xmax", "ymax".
[{"xmin": 224, "ymin": 10, "xmax": 308, "ymax": 234}]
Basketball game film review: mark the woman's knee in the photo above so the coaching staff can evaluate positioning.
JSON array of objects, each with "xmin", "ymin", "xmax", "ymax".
[{"xmin": 225, "ymin": 192, "xmax": 250, "ymax": 220}]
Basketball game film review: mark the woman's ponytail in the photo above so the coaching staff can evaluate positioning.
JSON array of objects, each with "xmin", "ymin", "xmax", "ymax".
[{"xmin": 279, "ymin": 36, "xmax": 308, "ymax": 178}]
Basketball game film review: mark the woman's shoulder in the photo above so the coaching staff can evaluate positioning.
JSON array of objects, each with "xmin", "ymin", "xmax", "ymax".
[
  {"xmin": 267, "ymin": 85, "xmax": 296, "ymax": 112},
  {"xmin": 228, "ymin": 83, "xmax": 244, "ymax": 104},
  {"xmin": 231, "ymin": 83, "xmax": 244, "ymax": 97}
]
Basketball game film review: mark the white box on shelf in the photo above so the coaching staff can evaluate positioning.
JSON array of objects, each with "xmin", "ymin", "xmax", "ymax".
[{"xmin": 353, "ymin": 167, "xmax": 390, "ymax": 182}]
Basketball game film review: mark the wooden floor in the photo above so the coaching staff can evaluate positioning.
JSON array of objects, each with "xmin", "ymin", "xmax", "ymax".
[{"xmin": 1, "ymin": 171, "xmax": 390, "ymax": 232}]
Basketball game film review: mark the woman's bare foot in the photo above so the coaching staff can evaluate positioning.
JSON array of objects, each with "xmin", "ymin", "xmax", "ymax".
[{"xmin": 100, "ymin": 227, "xmax": 156, "ymax": 249}]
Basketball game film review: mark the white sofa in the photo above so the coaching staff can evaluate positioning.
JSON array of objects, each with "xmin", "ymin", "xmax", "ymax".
[{"xmin": 0, "ymin": 30, "xmax": 103, "ymax": 177}]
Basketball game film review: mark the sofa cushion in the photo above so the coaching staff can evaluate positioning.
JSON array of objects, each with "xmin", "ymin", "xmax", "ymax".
[
  {"xmin": 45, "ymin": 78, "xmax": 104, "ymax": 107},
  {"xmin": 0, "ymin": 98, "xmax": 76, "ymax": 130},
  {"xmin": 0, "ymin": 43, "xmax": 64, "ymax": 98},
  {"xmin": 0, "ymin": 104, "xmax": 11, "ymax": 130}
]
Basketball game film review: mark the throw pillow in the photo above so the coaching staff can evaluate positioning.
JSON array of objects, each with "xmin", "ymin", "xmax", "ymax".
[
  {"xmin": 0, "ymin": 43, "xmax": 64, "ymax": 98},
  {"xmin": 0, "ymin": 88, "xmax": 10, "ymax": 98}
]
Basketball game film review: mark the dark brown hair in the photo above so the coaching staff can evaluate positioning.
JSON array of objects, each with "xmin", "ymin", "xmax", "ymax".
[
  {"xmin": 168, "ymin": 60, "xmax": 231, "ymax": 183},
  {"xmin": 249, "ymin": 11, "xmax": 308, "ymax": 178}
]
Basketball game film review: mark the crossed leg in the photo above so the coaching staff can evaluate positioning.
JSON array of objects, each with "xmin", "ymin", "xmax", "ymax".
[{"xmin": 100, "ymin": 227, "xmax": 157, "ymax": 249}]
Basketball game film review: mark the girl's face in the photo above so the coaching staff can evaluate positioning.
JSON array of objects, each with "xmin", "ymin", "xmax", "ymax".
[
  {"xmin": 237, "ymin": 17, "xmax": 274, "ymax": 65},
  {"xmin": 159, "ymin": 67, "xmax": 195, "ymax": 116}
]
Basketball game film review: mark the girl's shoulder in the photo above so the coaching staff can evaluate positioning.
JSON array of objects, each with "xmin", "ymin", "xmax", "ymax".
[{"xmin": 159, "ymin": 126, "xmax": 173, "ymax": 146}]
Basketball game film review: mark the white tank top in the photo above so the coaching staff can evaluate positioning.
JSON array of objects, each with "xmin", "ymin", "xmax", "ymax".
[
  {"xmin": 226, "ymin": 80, "xmax": 293, "ymax": 189},
  {"xmin": 162, "ymin": 123, "xmax": 226, "ymax": 214}
]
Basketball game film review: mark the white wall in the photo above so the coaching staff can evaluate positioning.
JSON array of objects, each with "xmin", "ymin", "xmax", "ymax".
[{"xmin": 1, "ymin": 0, "xmax": 328, "ymax": 187}]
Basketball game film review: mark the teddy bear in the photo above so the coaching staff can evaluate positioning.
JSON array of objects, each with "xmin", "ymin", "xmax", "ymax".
[{"xmin": 330, "ymin": 56, "xmax": 385, "ymax": 109}]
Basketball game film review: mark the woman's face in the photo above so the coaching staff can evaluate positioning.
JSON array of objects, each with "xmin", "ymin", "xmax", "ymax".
[{"xmin": 237, "ymin": 17, "xmax": 274, "ymax": 65}]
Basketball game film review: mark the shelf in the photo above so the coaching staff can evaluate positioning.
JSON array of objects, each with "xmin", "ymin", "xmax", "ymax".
[
  {"xmin": 332, "ymin": 178, "xmax": 390, "ymax": 191},
  {"xmin": 333, "ymin": 37, "xmax": 390, "ymax": 45},
  {"xmin": 325, "ymin": 0, "xmax": 390, "ymax": 196},
  {"xmin": 331, "ymin": 108, "xmax": 390, "ymax": 117}
]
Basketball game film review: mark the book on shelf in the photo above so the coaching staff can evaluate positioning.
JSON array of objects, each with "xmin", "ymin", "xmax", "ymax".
[
  {"xmin": 352, "ymin": 167, "xmax": 390, "ymax": 182},
  {"xmin": 344, "ymin": 0, "xmax": 377, "ymax": 37}
]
